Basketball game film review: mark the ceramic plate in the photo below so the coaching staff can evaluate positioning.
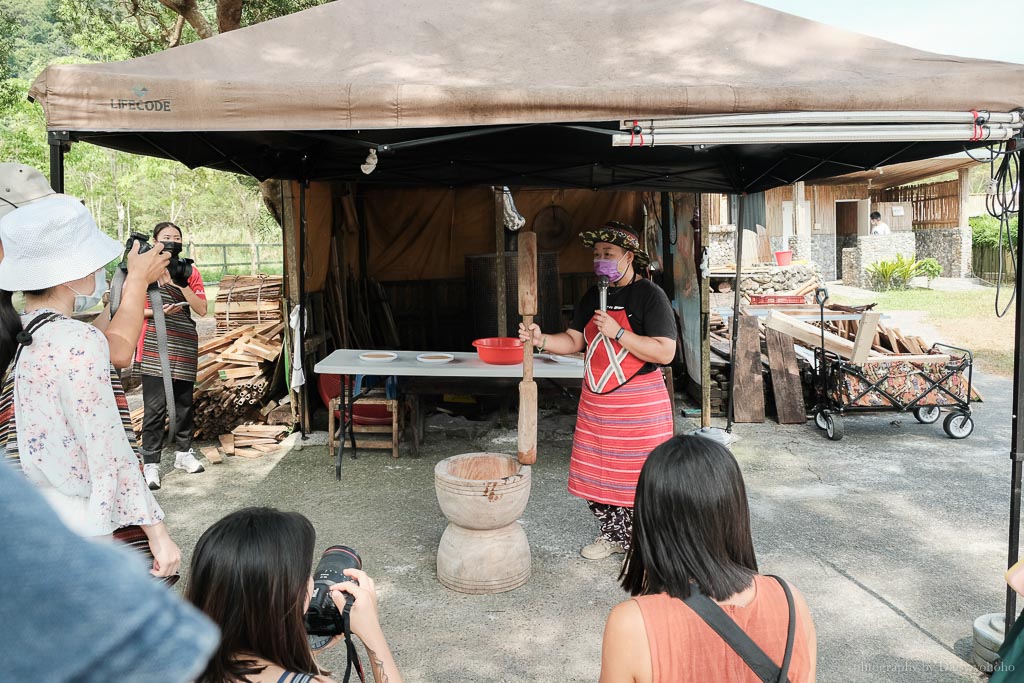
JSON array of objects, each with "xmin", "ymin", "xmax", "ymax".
[
  {"xmin": 416, "ymin": 353, "xmax": 454, "ymax": 364},
  {"xmin": 547, "ymin": 354, "xmax": 584, "ymax": 365},
  {"xmin": 359, "ymin": 351, "xmax": 398, "ymax": 363}
]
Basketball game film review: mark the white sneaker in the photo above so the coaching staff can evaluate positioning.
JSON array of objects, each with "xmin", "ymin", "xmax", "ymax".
[
  {"xmin": 580, "ymin": 536, "xmax": 624, "ymax": 560},
  {"xmin": 144, "ymin": 463, "xmax": 161, "ymax": 490},
  {"xmin": 174, "ymin": 449, "xmax": 205, "ymax": 474}
]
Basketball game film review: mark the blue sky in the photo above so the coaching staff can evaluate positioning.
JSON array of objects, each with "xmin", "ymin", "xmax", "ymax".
[{"xmin": 753, "ymin": 1, "xmax": 1024, "ymax": 64}]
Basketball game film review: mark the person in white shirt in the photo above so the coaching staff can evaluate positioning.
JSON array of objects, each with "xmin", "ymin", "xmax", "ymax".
[
  {"xmin": 0, "ymin": 196, "xmax": 180, "ymax": 578},
  {"xmin": 870, "ymin": 211, "xmax": 891, "ymax": 235}
]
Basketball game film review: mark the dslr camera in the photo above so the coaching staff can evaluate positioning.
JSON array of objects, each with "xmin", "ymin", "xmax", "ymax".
[
  {"xmin": 122, "ymin": 232, "xmax": 194, "ymax": 287},
  {"xmin": 305, "ymin": 545, "xmax": 362, "ymax": 648}
]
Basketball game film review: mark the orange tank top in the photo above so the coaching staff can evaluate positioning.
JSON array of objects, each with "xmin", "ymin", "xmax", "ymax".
[{"xmin": 633, "ymin": 575, "xmax": 811, "ymax": 683}]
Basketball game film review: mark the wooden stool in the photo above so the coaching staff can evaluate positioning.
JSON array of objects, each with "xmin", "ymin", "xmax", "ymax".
[{"xmin": 328, "ymin": 390, "xmax": 402, "ymax": 459}]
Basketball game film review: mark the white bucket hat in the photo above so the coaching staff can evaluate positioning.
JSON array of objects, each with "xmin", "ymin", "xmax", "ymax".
[
  {"xmin": 0, "ymin": 163, "xmax": 78, "ymax": 221},
  {"xmin": 0, "ymin": 196, "xmax": 122, "ymax": 291}
]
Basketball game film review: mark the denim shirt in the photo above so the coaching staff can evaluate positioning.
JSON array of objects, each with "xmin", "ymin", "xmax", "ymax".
[{"xmin": 0, "ymin": 461, "xmax": 219, "ymax": 682}]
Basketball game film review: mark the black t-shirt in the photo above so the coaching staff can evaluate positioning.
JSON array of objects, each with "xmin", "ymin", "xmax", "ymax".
[{"xmin": 569, "ymin": 277, "xmax": 677, "ymax": 374}]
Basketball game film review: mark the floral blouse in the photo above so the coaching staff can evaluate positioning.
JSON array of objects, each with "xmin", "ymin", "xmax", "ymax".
[{"xmin": 10, "ymin": 310, "xmax": 164, "ymax": 537}]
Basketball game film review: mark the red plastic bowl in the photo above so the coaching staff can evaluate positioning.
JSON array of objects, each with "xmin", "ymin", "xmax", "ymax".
[{"xmin": 472, "ymin": 337, "xmax": 524, "ymax": 365}]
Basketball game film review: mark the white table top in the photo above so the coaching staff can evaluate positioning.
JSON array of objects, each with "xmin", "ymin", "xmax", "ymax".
[{"xmin": 314, "ymin": 349, "xmax": 585, "ymax": 379}]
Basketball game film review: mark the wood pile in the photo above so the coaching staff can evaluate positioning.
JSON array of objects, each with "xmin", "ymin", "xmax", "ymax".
[
  {"xmin": 192, "ymin": 321, "xmax": 285, "ymax": 439},
  {"xmin": 214, "ymin": 423, "xmax": 292, "ymax": 459},
  {"xmin": 711, "ymin": 301, "xmax": 944, "ymax": 424},
  {"xmin": 215, "ymin": 275, "xmax": 284, "ymax": 334}
]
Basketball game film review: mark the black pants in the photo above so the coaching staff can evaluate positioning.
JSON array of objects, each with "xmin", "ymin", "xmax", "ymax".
[{"xmin": 140, "ymin": 375, "xmax": 195, "ymax": 464}]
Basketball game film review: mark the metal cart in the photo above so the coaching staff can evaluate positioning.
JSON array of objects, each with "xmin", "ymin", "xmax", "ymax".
[{"xmin": 809, "ymin": 289, "xmax": 977, "ymax": 441}]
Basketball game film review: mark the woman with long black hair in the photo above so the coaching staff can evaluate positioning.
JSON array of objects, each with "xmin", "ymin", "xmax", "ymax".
[
  {"xmin": 137, "ymin": 220, "xmax": 208, "ymax": 490},
  {"xmin": 186, "ymin": 507, "xmax": 403, "ymax": 683},
  {"xmin": 600, "ymin": 435, "xmax": 817, "ymax": 683},
  {"xmin": 0, "ymin": 196, "xmax": 180, "ymax": 579}
]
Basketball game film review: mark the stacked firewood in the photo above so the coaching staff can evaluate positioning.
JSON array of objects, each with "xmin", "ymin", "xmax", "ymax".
[
  {"xmin": 215, "ymin": 275, "xmax": 284, "ymax": 334},
  {"xmin": 128, "ymin": 321, "xmax": 286, "ymax": 439},
  {"xmin": 192, "ymin": 321, "xmax": 285, "ymax": 439},
  {"xmin": 213, "ymin": 423, "xmax": 293, "ymax": 459}
]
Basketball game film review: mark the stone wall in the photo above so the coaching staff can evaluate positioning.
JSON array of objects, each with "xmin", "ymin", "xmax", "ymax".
[
  {"xmin": 787, "ymin": 235, "xmax": 812, "ymax": 262},
  {"xmin": 708, "ymin": 224, "xmax": 736, "ymax": 267},
  {"xmin": 915, "ymin": 228, "xmax": 972, "ymax": 278},
  {"xmin": 810, "ymin": 235, "xmax": 837, "ymax": 281},
  {"xmin": 738, "ymin": 263, "xmax": 823, "ymax": 303},
  {"xmin": 841, "ymin": 233, "xmax": 916, "ymax": 288}
]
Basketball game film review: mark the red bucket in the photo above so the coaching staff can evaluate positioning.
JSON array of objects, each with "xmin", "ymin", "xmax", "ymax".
[
  {"xmin": 775, "ymin": 250, "xmax": 793, "ymax": 266},
  {"xmin": 472, "ymin": 337, "xmax": 523, "ymax": 365}
]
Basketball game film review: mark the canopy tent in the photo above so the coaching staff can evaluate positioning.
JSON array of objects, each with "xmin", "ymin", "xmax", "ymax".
[
  {"xmin": 24, "ymin": 0, "xmax": 1024, "ymax": 635},
  {"xmin": 26, "ymin": 0, "xmax": 1024, "ymax": 191}
]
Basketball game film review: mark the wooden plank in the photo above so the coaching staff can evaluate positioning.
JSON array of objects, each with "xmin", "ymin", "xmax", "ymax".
[
  {"xmin": 218, "ymin": 433, "xmax": 235, "ymax": 455},
  {"xmin": 850, "ymin": 311, "xmax": 881, "ymax": 366},
  {"xmin": 731, "ymin": 315, "xmax": 765, "ymax": 423},
  {"xmin": 250, "ymin": 443, "xmax": 282, "ymax": 454},
  {"xmin": 765, "ymin": 310, "xmax": 884, "ymax": 360},
  {"xmin": 233, "ymin": 447, "xmax": 264, "ymax": 459},
  {"xmin": 221, "ymin": 301, "xmax": 281, "ymax": 314},
  {"xmin": 232, "ymin": 424, "xmax": 292, "ymax": 434},
  {"xmin": 764, "ymin": 328, "xmax": 806, "ymax": 424},
  {"xmin": 200, "ymin": 446, "xmax": 224, "ymax": 465},
  {"xmin": 219, "ymin": 366, "xmax": 263, "ymax": 380},
  {"xmin": 198, "ymin": 327, "xmax": 252, "ymax": 355}
]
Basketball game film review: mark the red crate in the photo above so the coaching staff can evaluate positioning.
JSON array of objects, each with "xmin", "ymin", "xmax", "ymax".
[{"xmin": 748, "ymin": 294, "xmax": 807, "ymax": 305}]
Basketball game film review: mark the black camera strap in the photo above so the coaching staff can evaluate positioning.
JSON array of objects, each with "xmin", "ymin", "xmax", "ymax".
[
  {"xmin": 682, "ymin": 575, "xmax": 796, "ymax": 683},
  {"xmin": 110, "ymin": 263, "xmax": 176, "ymax": 444},
  {"xmin": 340, "ymin": 596, "xmax": 365, "ymax": 683}
]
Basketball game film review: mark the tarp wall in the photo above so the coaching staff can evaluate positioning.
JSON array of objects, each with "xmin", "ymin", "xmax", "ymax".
[{"xmin": 325, "ymin": 187, "xmax": 644, "ymax": 283}]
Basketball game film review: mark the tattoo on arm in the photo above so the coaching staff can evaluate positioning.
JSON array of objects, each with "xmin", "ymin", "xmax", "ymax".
[{"xmin": 365, "ymin": 646, "xmax": 388, "ymax": 683}]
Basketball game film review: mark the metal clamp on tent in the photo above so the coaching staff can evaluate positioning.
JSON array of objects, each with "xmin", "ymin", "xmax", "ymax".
[{"xmin": 613, "ymin": 111, "xmax": 1024, "ymax": 147}]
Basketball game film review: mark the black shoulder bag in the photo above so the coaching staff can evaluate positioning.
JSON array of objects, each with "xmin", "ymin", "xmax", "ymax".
[{"xmin": 683, "ymin": 575, "xmax": 796, "ymax": 683}]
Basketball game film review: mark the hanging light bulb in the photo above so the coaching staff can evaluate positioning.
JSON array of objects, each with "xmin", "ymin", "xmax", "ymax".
[{"xmin": 360, "ymin": 149, "xmax": 378, "ymax": 174}]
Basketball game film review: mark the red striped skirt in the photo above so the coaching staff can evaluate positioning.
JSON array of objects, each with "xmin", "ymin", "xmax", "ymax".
[{"xmin": 568, "ymin": 370, "xmax": 674, "ymax": 507}]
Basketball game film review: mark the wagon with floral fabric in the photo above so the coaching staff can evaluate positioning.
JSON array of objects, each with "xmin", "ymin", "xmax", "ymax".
[{"xmin": 812, "ymin": 343, "xmax": 978, "ymax": 441}]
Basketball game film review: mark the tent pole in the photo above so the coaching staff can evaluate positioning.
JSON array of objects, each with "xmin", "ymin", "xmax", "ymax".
[
  {"xmin": 48, "ymin": 131, "xmax": 69, "ymax": 193},
  {"xmin": 696, "ymin": 193, "xmax": 711, "ymax": 428},
  {"xmin": 660, "ymin": 192, "xmax": 675, "ymax": 299},
  {"xmin": 298, "ymin": 175, "xmax": 309, "ymax": 437},
  {"xmin": 726, "ymin": 195, "xmax": 745, "ymax": 432},
  {"xmin": 1006, "ymin": 153, "xmax": 1024, "ymax": 630}
]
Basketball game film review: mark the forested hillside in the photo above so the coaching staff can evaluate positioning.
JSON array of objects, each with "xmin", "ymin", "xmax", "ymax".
[{"xmin": 0, "ymin": 0, "xmax": 327, "ymax": 262}]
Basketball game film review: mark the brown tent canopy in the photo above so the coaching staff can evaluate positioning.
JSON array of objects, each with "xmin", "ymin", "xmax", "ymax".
[{"xmin": 27, "ymin": 0, "xmax": 1024, "ymax": 191}]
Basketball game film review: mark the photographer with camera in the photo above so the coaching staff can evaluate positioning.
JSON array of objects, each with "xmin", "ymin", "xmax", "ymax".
[
  {"xmin": 0, "ymin": 163, "xmax": 172, "ymax": 368},
  {"xmin": 135, "ymin": 221, "xmax": 208, "ymax": 489},
  {"xmin": 186, "ymin": 507, "xmax": 403, "ymax": 683},
  {"xmin": 0, "ymin": 196, "xmax": 181, "ymax": 580}
]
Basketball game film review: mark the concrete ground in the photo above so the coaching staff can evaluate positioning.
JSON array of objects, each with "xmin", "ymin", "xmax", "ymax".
[{"xmin": 150, "ymin": 367, "xmax": 1014, "ymax": 682}]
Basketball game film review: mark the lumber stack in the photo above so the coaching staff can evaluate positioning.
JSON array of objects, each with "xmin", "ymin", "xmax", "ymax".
[
  {"xmin": 192, "ymin": 321, "xmax": 286, "ymax": 440},
  {"xmin": 709, "ymin": 300, "xmax": 944, "ymax": 424},
  {"xmin": 215, "ymin": 275, "xmax": 284, "ymax": 334},
  {"xmin": 214, "ymin": 423, "xmax": 292, "ymax": 459}
]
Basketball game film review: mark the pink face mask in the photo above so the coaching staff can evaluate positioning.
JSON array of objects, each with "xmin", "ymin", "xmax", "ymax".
[{"xmin": 594, "ymin": 254, "xmax": 627, "ymax": 281}]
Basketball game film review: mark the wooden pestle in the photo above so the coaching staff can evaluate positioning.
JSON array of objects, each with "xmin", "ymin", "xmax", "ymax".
[{"xmin": 517, "ymin": 231, "xmax": 538, "ymax": 465}]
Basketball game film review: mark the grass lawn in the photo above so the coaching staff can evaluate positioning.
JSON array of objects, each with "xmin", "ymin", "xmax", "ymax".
[{"xmin": 830, "ymin": 286, "xmax": 1017, "ymax": 376}]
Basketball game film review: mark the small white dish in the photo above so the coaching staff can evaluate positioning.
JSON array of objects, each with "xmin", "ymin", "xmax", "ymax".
[
  {"xmin": 416, "ymin": 353, "xmax": 454, "ymax": 364},
  {"xmin": 359, "ymin": 351, "xmax": 398, "ymax": 363},
  {"xmin": 548, "ymin": 354, "xmax": 584, "ymax": 365}
]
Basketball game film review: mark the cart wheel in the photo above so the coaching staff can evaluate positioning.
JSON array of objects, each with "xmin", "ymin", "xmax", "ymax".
[
  {"xmin": 913, "ymin": 406, "xmax": 942, "ymax": 424},
  {"xmin": 825, "ymin": 413, "xmax": 844, "ymax": 441},
  {"xmin": 943, "ymin": 412, "xmax": 974, "ymax": 439},
  {"xmin": 814, "ymin": 410, "xmax": 829, "ymax": 430}
]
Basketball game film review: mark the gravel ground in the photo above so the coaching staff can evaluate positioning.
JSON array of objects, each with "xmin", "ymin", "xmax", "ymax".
[{"xmin": 143, "ymin": 363, "xmax": 1014, "ymax": 683}]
